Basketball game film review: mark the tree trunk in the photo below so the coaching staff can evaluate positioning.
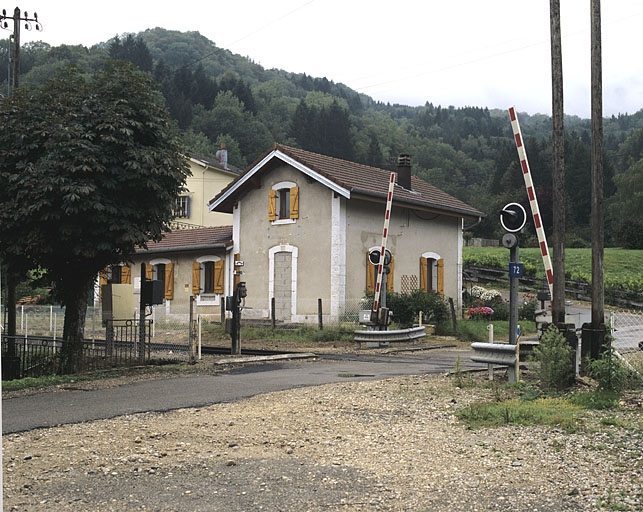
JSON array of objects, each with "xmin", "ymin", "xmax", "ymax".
[
  {"xmin": 550, "ymin": 0, "xmax": 566, "ymax": 325},
  {"xmin": 59, "ymin": 275, "xmax": 94, "ymax": 374}
]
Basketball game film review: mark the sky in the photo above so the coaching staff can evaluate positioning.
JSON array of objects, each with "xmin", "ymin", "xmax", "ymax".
[{"xmin": 4, "ymin": 0, "xmax": 643, "ymax": 118}]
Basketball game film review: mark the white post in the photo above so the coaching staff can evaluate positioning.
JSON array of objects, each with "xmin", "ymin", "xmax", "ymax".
[
  {"xmin": 487, "ymin": 324, "xmax": 494, "ymax": 380},
  {"xmin": 49, "ymin": 305, "xmax": 53, "ymax": 333},
  {"xmin": 53, "ymin": 312, "xmax": 57, "ymax": 341},
  {"xmin": 198, "ymin": 314, "xmax": 202, "ymax": 360}
]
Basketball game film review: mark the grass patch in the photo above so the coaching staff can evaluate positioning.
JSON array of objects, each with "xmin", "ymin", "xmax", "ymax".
[
  {"xmin": 568, "ymin": 390, "xmax": 621, "ymax": 410},
  {"xmin": 456, "ymin": 397, "xmax": 582, "ymax": 431},
  {"xmin": 2, "ymin": 361, "xmax": 190, "ymax": 393},
  {"xmin": 455, "ymin": 319, "xmax": 536, "ymax": 342}
]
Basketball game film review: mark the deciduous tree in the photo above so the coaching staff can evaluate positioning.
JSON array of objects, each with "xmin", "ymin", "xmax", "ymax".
[{"xmin": 0, "ymin": 62, "xmax": 189, "ymax": 373}]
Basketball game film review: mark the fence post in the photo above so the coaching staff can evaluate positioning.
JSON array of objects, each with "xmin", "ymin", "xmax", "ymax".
[
  {"xmin": 271, "ymin": 297, "xmax": 276, "ymax": 329},
  {"xmin": 318, "ymin": 298, "xmax": 323, "ymax": 330},
  {"xmin": 189, "ymin": 295, "xmax": 196, "ymax": 364}
]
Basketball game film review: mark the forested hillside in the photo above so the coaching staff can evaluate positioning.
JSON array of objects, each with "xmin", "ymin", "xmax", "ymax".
[{"xmin": 3, "ymin": 28, "xmax": 643, "ymax": 248}]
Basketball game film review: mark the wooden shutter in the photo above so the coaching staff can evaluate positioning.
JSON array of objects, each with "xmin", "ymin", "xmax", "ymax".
[
  {"xmin": 419, "ymin": 257, "xmax": 428, "ymax": 291},
  {"xmin": 99, "ymin": 268, "xmax": 108, "ymax": 299},
  {"xmin": 387, "ymin": 256, "xmax": 395, "ymax": 293},
  {"xmin": 437, "ymin": 258, "xmax": 444, "ymax": 295},
  {"xmin": 121, "ymin": 265, "xmax": 131, "ymax": 284},
  {"xmin": 192, "ymin": 262, "xmax": 201, "ymax": 295},
  {"xmin": 366, "ymin": 252, "xmax": 375, "ymax": 292},
  {"xmin": 290, "ymin": 186, "xmax": 299, "ymax": 219},
  {"xmin": 268, "ymin": 189, "xmax": 277, "ymax": 221},
  {"xmin": 213, "ymin": 260, "xmax": 224, "ymax": 294},
  {"xmin": 164, "ymin": 263, "xmax": 174, "ymax": 300},
  {"xmin": 145, "ymin": 264, "xmax": 153, "ymax": 281}
]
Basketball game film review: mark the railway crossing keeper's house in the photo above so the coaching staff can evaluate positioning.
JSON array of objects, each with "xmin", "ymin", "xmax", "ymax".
[{"xmin": 208, "ymin": 144, "xmax": 485, "ymax": 325}]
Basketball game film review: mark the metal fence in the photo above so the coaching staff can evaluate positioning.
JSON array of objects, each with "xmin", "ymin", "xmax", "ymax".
[
  {"xmin": 610, "ymin": 308, "xmax": 643, "ymax": 373},
  {"xmin": 1, "ymin": 319, "xmax": 152, "ymax": 380}
]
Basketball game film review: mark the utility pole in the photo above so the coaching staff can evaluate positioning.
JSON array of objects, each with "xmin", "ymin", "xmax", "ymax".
[
  {"xmin": 1, "ymin": 7, "xmax": 42, "ymax": 91},
  {"xmin": 590, "ymin": 0, "xmax": 605, "ymax": 359},
  {"xmin": 550, "ymin": 0, "xmax": 566, "ymax": 326}
]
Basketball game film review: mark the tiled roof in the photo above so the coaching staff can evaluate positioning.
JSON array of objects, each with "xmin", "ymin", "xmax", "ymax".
[
  {"xmin": 210, "ymin": 144, "xmax": 485, "ymax": 219},
  {"xmin": 137, "ymin": 225, "xmax": 233, "ymax": 254}
]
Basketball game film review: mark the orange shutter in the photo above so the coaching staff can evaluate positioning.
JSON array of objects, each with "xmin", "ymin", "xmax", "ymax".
[
  {"xmin": 290, "ymin": 186, "xmax": 299, "ymax": 219},
  {"xmin": 145, "ymin": 264, "xmax": 153, "ymax": 281},
  {"xmin": 99, "ymin": 268, "xmax": 108, "ymax": 299},
  {"xmin": 121, "ymin": 265, "xmax": 131, "ymax": 284},
  {"xmin": 268, "ymin": 189, "xmax": 277, "ymax": 221},
  {"xmin": 419, "ymin": 257, "xmax": 428, "ymax": 291},
  {"xmin": 386, "ymin": 256, "xmax": 395, "ymax": 293},
  {"xmin": 164, "ymin": 263, "xmax": 174, "ymax": 300},
  {"xmin": 192, "ymin": 262, "xmax": 201, "ymax": 296},
  {"xmin": 214, "ymin": 260, "xmax": 224, "ymax": 294},
  {"xmin": 437, "ymin": 258, "xmax": 444, "ymax": 295},
  {"xmin": 366, "ymin": 252, "xmax": 375, "ymax": 292}
]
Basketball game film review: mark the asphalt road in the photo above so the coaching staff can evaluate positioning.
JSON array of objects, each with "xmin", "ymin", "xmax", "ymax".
[{"xmin": 2, "ymin": 348, "xmax": 482, "ymax": 434}]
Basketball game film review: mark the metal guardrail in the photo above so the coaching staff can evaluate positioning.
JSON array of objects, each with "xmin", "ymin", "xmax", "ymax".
[
  {"xmin": 354, "ymin": 326, "xmax": 426, "ymax": 347},
  {"xmin": 470, "ymin": 342, "xmax": 519, "ymax": 382}
]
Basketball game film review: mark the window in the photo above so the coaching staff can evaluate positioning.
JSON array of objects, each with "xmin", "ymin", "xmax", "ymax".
[
  {"xmin": 174, "ymin": 195, "xmax": 190, "ymax": 219},
  {"xmin": 365, "ymin": 251, "xmax": 394, "ymax": 293},
  {"xmin": 268, "ymin": 182, "xmax": 299, "ymax": 222},
  {"xmin": 192, "ymin": 258, "xmax": 224, "ymax": 296},
  {"xmin": 146, "ymin": 261, "xmax": 174, "ymax": 300},
  {"xmin": 420, "ymin": 255, "xmax": 444, "ymax": 295},
  {"xmin": 105, "ymin": 265, "xmax": 131, "ymax": 284}
]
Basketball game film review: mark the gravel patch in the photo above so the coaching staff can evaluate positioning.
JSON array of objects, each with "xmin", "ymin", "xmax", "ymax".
[{"xmin": 3, "ymin": 369, "xmax": 643, "ymax": 511}]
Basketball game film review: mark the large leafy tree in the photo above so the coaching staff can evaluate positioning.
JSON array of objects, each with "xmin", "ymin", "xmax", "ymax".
[{"xmin": 0, "ymin": 62, "xmax": 189, "ymax": 373}]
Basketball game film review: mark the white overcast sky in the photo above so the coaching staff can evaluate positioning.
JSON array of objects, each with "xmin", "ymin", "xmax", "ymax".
[{"xmin": 5, "ymin": 0, "xmax": 643, "ymax": 117}]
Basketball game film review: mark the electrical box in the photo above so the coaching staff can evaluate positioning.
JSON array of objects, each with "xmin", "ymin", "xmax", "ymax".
[
  {"xmin": 102, "ymin": 283, "xmax": 134, "ymax": 326},
  {"xmin": 142, "ymin": 280, "xmax": 164, "ymax": 306}
]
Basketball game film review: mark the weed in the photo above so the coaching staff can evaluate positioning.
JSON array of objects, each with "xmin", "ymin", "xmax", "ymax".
[{"xmin": 533, "ymin": 325, "xmax": 575, "ymax": 392}]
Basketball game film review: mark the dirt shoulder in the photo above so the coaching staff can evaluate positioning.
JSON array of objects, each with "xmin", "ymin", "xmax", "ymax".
[{"xmin": 3, "ymin": 340, "xmax": 643, "ymax": 511}]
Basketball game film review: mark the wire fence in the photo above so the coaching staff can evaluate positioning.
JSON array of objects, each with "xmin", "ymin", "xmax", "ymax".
[{"xmin": 610, "ymin": 308, "xmax": 643, "ymax": 372}]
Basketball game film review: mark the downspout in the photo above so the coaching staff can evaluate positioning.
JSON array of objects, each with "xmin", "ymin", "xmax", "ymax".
[{"xmin": 463, "ymin": 216, "xmax": 483, "ymax": 231}]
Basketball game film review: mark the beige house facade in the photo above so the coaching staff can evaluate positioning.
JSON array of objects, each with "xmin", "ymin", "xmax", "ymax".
[
  {"xmin": 209, "ymin": 144, "xmax": 485, "ymax": 324},
  {"xmin": 97, "ymin": 151, "xmax": 238, "ymax": 318}
]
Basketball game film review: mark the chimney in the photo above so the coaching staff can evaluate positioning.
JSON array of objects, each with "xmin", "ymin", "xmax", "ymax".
[
  {"xmin": 396, "ymin": 154, "xmax": 412, "ymax": 190},
  {"xmin": 215, "ymin": 141, "xmax": 228, "ymax": 170}
]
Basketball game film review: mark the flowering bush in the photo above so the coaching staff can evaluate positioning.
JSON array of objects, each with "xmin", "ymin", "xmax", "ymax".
[{"xmin": 466, "ymin": 306, "xmax": 494, "ymax": 319}]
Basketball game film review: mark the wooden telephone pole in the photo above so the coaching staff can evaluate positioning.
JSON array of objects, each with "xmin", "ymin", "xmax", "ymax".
[
  {"xmin": 590, "ymin": 0, "xmax": 606, "ymax": 358},
  {"xmin": 550, "ymin": 0, "xmax": 566, "ymax": 326},
  {"xmin": 1, "ymin": 7, "xmax": 42, "ymax": 92}
]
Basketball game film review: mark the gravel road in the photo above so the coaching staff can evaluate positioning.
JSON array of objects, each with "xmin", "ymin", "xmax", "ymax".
[{"xmin": 3, "ymin": 350, "xmax": 642, "ymax": 511}]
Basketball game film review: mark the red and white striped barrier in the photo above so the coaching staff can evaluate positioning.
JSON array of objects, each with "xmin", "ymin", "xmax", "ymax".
[
  {"xmin": 508, "ymin": 107, "xmax": 554, "ymax": 298},
  {"xmin": 372, "ymin": 172, "xmax": 396, "ymax": 314}
]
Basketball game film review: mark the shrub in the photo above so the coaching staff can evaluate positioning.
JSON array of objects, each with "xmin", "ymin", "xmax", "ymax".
[
  {"xmin": 533, "ymin": 325, "xmax": 575, "ymax": 392},
  {"xmin": 519, "ymin": 293, "xmax": 538, "ymax": 320},
  {"xmin": 386, "ymin": 289, "xmax": 450, "ymax": 327},
  {"xmin": 588, "ymin": 346, "xmax": 631, "ymax": 393}
]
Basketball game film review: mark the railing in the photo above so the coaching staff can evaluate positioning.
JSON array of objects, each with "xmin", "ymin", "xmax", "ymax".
[{"xmin": 1, "ymin": 319, "xmax": 153, "ymax": 381}]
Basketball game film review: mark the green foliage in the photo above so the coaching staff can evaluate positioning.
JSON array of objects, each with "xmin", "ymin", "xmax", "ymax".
[
  {"xmin": 0, "ymin": 62, "xmax": 189, "ymax": 373},
  {"xmin": 456, "ymin": 397, "xmax": 581, "ymax": 431},
  {"xmin": 10, "ymin": 27, "xmax": 643, "ymax": 245},
  {"xmin": 386, "ymin": 290, "xmax": 450, "ymax": 328},
  {"xmin": 533, "ymin": 325, "xmax": 575, "ymax": 392},
  {"xmin": 568, "ymin": 390, "xmax": 621, "ymax": 410},
  {"xmin": 464, "ymin": 247, "xmax": 643, "ymax": 304},
  {"xmin": 588, "ymin": 347, "xmax": 635, "ymax": 393}
]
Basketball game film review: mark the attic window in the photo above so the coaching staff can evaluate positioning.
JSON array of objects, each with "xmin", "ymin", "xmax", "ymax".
[
  {"xmin": 174, "ymin": 195, "xmax": 190, "ymax": 219},
  {"xmin": 268, "ymin": 182, "xmax": 299, "ymax": 223}
]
